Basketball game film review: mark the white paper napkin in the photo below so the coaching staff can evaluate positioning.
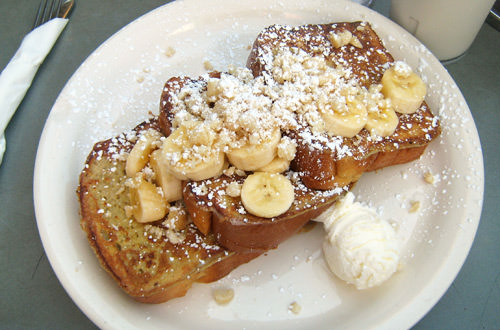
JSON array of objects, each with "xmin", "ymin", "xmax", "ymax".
[{"xmin": 0, "ymin": 17, "xmax": 68, "ymax": 166}]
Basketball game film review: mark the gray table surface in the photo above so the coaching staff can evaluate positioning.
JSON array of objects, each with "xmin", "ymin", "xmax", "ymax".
[{"xmin": 0, "ymin": 0, "xmax": 498, "ymax": 329}]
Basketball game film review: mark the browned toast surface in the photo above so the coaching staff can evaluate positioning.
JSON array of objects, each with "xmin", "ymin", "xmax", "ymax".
[
  {"xmin": 247, "ymin": 22, "xmax": 441, "ymax": 189},
  {"xmin": 78, "ymin": 119, "xmax": 260, "ymax": 303}
]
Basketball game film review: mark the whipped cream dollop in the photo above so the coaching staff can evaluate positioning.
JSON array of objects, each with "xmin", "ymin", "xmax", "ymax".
[{"xmin": 317, "ymin": 192, "xmax": 401, "ymax": 289}]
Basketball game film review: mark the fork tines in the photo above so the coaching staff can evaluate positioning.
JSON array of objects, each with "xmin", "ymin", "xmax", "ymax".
[{"xmin": 32, "ymin": 0, "xmax": 63, "ymax": 30}]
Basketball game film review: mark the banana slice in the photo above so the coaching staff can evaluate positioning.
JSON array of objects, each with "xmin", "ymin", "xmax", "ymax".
[
  {"xmin": 226, "ymin": 128, "xmax": 281, "ymax": 171},
  {"xmin": 381, "ymin": 62, "xmax": 426, "ymax": 114},
  {"xmin": 160, "ymin": 122, "xmax": 225, "ymax": 181},
  {"xmin": 257, "ymin": 157, "xmax": 290, "ymax": 173},
  {"xmin": 320, "ymin": 97, "xmax": 368, "ymax": 138},
  {"xmin": 129, "ymin": 178, "xmax": 169, "ymax": 223},
  {"xmin": 240, "ymin": 172, "xmax": 295, "ymax": 218},
  {"xmin": 150, "ymin": 150, "xmax": 183, "ymax": 202},
  {"xmin": 365, "ymin": 106, "xmax": 399, "ymax": 137},
  {"xmin": 125, "ymin": 129, "xmax": 162, "ymax": 177}
]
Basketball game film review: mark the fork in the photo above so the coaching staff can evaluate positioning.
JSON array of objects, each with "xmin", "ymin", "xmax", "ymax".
[{"xmin": 32, "ymin": 0, "xmax": 64, "ymax": 30}]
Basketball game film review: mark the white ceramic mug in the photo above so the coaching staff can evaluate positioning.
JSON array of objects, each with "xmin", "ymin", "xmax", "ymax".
[{"xmin": 390, "ymin": 0, "xmax": 495, "ymax": 61}]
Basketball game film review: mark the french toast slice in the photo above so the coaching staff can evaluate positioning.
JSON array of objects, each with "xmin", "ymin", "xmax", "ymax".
[
  {"xmin": 78, "ymin": 119, "xmax": 260, "ymax": 303},
  {"xmin": 246, "ymin": 22, "xmax": 441, "ymax": 189}
]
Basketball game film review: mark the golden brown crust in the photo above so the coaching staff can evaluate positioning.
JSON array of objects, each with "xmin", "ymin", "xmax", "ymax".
[
  {"xmin": 78, "ymin": 119, "xmax": 261, "ymax": 303},
  {"xmin": 158, "ymin": 76, "xmax": 191, "ymax": 137}
]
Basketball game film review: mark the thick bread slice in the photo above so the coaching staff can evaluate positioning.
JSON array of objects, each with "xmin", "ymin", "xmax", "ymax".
[
  {"xmin": 246, "ymin": 22, "xmax": 441, "ymax": 189},
  {"xmin": 78, "ymin": 119, "xmax": 260, "ymax": 303}
]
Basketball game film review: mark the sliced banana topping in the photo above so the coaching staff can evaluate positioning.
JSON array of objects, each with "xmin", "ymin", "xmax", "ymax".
[
  {"xmin": 125, "ymin": 129, "xmax": 162, "ymax": 177},
  {"xmin": 240, "ymin": 172, "xmax": 295, "ymax": 218},
  {"xmin": 320, "ymin": 96, "xmax": 368, "ymax": 138},
  {"xmin": 226, "ymin": 128, "xmax": 281, "ymax": 171},
  {"xmin": 365, "ymin": 105, "xmax": 399, "ymax": 137},
  {"xmin": 276, "ymin": 136, "xmax": 297, "ymax": 162},
  {"xmin": 160, "ymin": 121, "xmax": 225, "ymax": 181},
  {"xmin": 381, "ymin": 61, "xmax": 426, "ymax": 114},
  {"xmin": 257, "ymin": 156, "xmax": 290, "ymax": 173},
  {"xmin": 129, "ymin": 176, "xmax": 169, "ymax": 223},
  {"xmin": 149, "ymin": 150, "xmax": 183, "ymax": 202}
]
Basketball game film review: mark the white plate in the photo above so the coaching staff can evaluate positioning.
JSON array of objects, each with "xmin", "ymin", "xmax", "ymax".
[{"xmin": 33, "ymin": 0, "xmax": 484, "ymax": 329}]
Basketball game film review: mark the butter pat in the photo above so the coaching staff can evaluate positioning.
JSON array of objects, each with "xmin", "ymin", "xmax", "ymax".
[{"xmin": 320, "ymin": 193, "xmax": 401, "ymax": 289}]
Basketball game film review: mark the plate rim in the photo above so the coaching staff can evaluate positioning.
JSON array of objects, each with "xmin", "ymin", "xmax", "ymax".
[{"xmin": 33, "ymin": 0, "xmax": 484, "ymax": 329}]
